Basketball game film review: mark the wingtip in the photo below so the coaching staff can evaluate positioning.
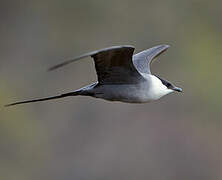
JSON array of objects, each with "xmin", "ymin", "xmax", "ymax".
[
  {"xmin": 153, "ymin": 44, "xmax": 171, "ymax": 54},
  {"xmin": 47, "ymin": 63, "xmax": 66, "ymax": 72},
  {"xmin": 164, "ymin": 44, "xmax": 170, "ymax": 49},
  {"xmin": 158, "ymin": 44, "xmax": 170, "ymax": 49},
  {"xmin": 47, "ymin": 66, "xmax": 56, "ymax": 72},
  {"xmin": 4, "ymin": 103, "xmax": 14, "ymax": 107},
  {"xmin": 139, "ymin": 44, "xmax": 171, "ymax": 61}
]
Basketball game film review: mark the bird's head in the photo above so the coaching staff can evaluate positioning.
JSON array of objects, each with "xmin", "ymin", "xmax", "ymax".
[
  {"xmin": 157, "ymin": 76, "xmax": 182, "ymax": 93},
  {"xmin": 147, "ymin": 75, "xmax": 182, "ymax": 101}
]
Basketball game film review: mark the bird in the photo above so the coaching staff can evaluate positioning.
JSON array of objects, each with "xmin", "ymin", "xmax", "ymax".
[{"xmin": 5, "ymin": 44, "xmax": 182, "ymax": 107}]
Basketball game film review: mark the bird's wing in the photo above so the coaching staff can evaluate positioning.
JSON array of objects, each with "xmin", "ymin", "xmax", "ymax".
[
  {"xmin": 49, "ymin": 45, "xmax": 144, "ymax": 84},
  {"xmin": 132, "ymin": 45, "xmax": 170, "ymax": 74}
]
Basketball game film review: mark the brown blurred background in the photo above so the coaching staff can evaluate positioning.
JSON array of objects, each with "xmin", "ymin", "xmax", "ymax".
[{"xmin": 0, "ymin": 0, "xmax": 222, "ymax": 179}]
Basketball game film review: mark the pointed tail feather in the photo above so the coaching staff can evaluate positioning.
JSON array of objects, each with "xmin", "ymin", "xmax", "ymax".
[{"xmin": 5, "ymin": 91, "xmax": 80, "ymax": 107}]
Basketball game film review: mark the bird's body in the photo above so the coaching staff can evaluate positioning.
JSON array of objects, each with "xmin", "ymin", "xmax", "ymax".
[
  {"xmin": 5, "ymin": 44, "xmax": 182, "ymax": 107},
  {"xmin": 77, "ymin": 74, "xmax": 173, "ymax": 103}
]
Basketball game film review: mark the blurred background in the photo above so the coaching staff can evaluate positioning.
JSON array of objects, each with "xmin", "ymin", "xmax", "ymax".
[{"xmin": 0, "ymin": 0, "xmax": 222, "ymax": 179}]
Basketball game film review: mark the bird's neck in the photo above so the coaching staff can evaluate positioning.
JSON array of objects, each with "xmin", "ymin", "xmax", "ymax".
[{"xmin": 148, "ymin": 75, "xmax": 173, "ymax": 99}]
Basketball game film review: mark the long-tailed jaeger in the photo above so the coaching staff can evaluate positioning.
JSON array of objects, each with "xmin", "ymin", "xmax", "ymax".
[{"xmin": 5, "ymin": 44, "xmax": 182, "ymax": 107}]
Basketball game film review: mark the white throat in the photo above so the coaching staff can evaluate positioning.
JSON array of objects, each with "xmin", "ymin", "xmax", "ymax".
[{"xmin": 146, "ymin": 74, "xmax": 173, "ymax": 100}]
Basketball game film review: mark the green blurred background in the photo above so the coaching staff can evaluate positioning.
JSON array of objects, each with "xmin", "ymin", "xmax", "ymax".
[{"xmin": 1, "ymin": 0, "xmax": 222, "ymax": 179}]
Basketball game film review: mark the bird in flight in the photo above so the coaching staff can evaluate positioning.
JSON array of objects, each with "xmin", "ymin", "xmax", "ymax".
[{"xmin": 5, "ymin": 44, "xmax": 182, "ymax": 107}]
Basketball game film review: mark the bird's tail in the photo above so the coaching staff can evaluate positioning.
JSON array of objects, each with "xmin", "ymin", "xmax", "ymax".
[{"xmin": 4, "ymin": 90, "xmax": 81, "ymax": 107}]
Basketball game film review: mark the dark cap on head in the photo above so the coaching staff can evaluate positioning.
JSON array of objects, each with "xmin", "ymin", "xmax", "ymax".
[{"xmin": 157, "ymin": 76, "xmax": 182, "ymax": 92}]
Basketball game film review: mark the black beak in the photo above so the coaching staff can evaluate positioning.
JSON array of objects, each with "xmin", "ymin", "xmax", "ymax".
[{"xmin": 172, "ymin": 87, "xmax": 182, "ymax": 92}]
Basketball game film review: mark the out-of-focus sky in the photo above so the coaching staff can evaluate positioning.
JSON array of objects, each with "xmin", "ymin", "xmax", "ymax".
[{"xmin": 0, "ymin": 0, "xmax": 222, "ymax": 179}]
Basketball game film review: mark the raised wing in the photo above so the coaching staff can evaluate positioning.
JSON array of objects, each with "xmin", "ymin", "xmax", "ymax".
[
  {"xmin": 49, "ymin": 45, "xmax": 144, "ymax": 84},
  {"xmin": 132, "ymin": 45, "xmax": 170, "ymax": 74}
]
